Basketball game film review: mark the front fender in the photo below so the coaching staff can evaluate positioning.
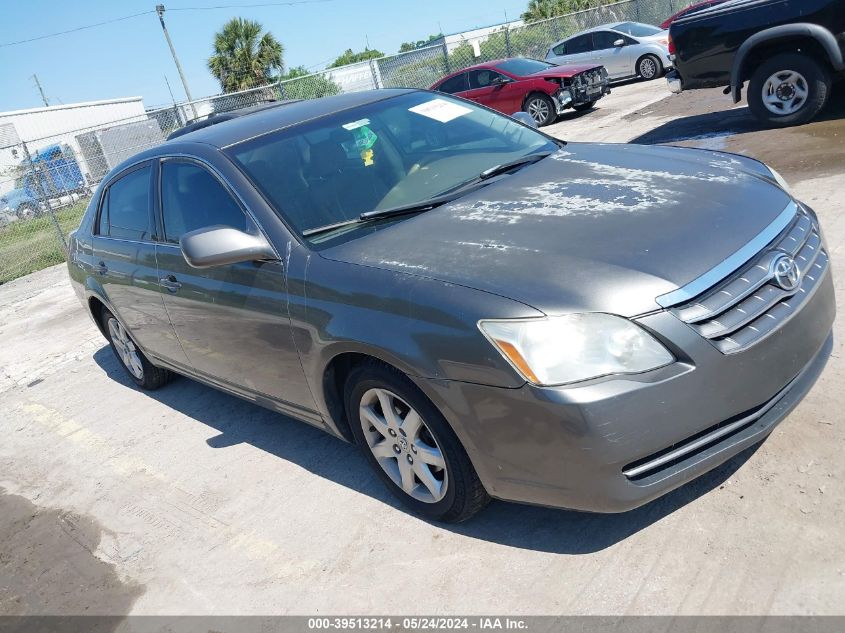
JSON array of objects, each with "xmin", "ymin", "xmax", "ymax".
[{"xmin": 730, "ymin": 23, "xmax": 844, "ymax": 102}]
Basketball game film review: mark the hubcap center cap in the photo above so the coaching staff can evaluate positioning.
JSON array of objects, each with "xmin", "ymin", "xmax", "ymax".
[{"xmin": 776, "ymin": 83, "xmax": 795, "ymax": 101}]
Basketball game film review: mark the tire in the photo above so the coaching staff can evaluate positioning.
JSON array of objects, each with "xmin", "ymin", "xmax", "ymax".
[
  {"xmin": 344, "ymin": 361, "xmax": 490, "ymax": 522},
  {"xmin": 747, "ymin": 52, "xmax": 831, "ymax": 127},
  {"xmin": 101, "ymin": 308, "xmax": 171, "ymax": 390},
  {"xmin": 637, "ymin": 54, "xmax": 663, "ymax": 81},
  {"xmin": 573, "ymin": 100, "xmax": 597, "ymax": 112},
  {"xmin": 524, "ymin": 93, "xmax": 557, "ymax": 127}
]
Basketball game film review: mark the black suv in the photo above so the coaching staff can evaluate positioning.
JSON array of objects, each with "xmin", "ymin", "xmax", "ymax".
[{"xmin": 666, "ymin": 0, "xmax": 845, "ymax": 126}]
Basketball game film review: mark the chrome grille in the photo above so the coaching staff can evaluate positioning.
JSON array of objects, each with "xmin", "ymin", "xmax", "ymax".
[{"xmin": 671, "ymin": 206, "xmax": 829, "ymax": 354}]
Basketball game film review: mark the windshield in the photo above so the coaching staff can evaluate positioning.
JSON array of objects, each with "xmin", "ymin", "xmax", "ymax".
[
  {"xmin": 228, "ymin": 92, "xmax": 558, "ymax": 238},
  {"xmin": 614, "ymin": 22, "xmax": 663, "ymax": 37},
  {"xmin": 493, "ymin": 58, "xmax": 554, "ymax": 76}
]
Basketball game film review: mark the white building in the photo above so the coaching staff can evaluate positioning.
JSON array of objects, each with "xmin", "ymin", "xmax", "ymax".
[
  {"xmin": 0, "ymin": 97, "xmax": 149, "ymax": 195},
  {"xmin": 435, "ymin": 20, "xmax": 525, "ymax": 54}
]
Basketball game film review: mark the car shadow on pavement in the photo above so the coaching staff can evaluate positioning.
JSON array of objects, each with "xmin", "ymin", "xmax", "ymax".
[
  {"xmin": 631, "ymin": 88, "xmax": 845, "ymax": 146},
  {"xmin": 94, "ymin": 345, "xmax": 759, "ymax": 555}
]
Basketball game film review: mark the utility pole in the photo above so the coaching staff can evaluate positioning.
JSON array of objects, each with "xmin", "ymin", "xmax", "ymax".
[
  {"xmin": 155, "ymin": 4, "xmax": 198, "ymax": 120},
  {"xmin": 32, "ymin": 74, "xmax": 49, "ymax": 107}
]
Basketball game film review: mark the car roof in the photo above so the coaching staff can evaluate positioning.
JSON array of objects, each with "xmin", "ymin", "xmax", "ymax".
[
  {"xmin": 551, "ymin": 22, "xmax": 629, "ymax": 44},
  {"xmin": 169, "ymin": 88, "xmax": 414, "ymax": 148}
]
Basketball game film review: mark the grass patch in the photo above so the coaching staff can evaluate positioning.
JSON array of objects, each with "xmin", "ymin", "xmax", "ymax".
[{"xmin": 0, "ymin": 200, "xmax": 89, "ymax": 285}]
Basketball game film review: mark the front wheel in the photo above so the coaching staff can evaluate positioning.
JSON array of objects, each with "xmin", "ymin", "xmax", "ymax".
[
  {"xmin": 573, "ymin": 100, "xmax": 597, "ymax": 112},
  {"xmin": 747, "ymin": 53, "xmax": 831, "ymax": 127},
  {"xmin": 637, "ymin": 54, "xmax": 663, "ymax": 81},
  {"xmin": 102, "ymin": 308, "xmax": 171, "ymax": 390},
  {"xmin": 345, "ymin": 362, "xmax": 490, "ymax": 522},
  {"xmin": 524, "ymin": 93, "xmax": 557, "ymax": 126}
]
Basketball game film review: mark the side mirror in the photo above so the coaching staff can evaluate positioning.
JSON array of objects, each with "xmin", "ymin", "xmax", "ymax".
[
  {"xmin": 614, "ymin": 38, "xmax": 626, "ymax": 47},
  {"xmin": 510, "ymin": 111, "xmax": 539, "ymax": 128},
  {"xmin": 491, "ymin": 76, "xmax": 511, "ymax": 86},
  {"xmin": 180, "ymin": 226, "xmax": 277, "ymax": 269}
]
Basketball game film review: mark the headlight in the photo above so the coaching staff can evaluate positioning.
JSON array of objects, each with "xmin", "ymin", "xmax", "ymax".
[
  {"xmin": 768, "ymin": 167, "xmax": 793, "ymax": 196},
  {"xmin": 479, "ymin": 313, "xmax": 674, "ymax": 386}
]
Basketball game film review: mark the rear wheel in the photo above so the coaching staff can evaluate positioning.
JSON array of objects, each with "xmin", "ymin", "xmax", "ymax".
[
  {"xmin": 102, "ymin": 308, "xmax": 171, "ymax": 390},
  {"xmin": 345, "ymin": 361, "xmax": 489, "ymax": 522},
  {"xmin": 637, "ymin": 54, "xmax": 663, "ymax": 81},
  {"xmin": 524, "ymin": 93, "xmax": 557, "ymax": 126},
  {"xmin": 747, "ymin": 53, "xmax": 830, "ymax": 127}
]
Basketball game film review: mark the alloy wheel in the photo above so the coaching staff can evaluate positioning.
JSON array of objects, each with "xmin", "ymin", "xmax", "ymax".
[
  {"xmin": 639, "ymin": 57, "xmax": 658, "ymax": 79},
  {"xmin": 526, "ymin": 97, "xmax": 550, "ymax": 125},
  {"xmin": 762, "ymin": 70, "xmax": 809, "ymax": 116},
  {"xmin": 359, "ymin": 387, "xmax": 448, "ymax": 503},
  {"xmin": 107, "ymin": 317, "xmax": 144, "ymax": 380}
]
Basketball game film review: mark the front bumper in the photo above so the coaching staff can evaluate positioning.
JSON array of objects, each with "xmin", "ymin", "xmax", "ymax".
[
  {"xmin": 558, "ymin": 68, "xmax": 611, "ymax": 112},
  {"xmin": 421, "ymin": 265, "xmax": 835, "ymax": 513}
]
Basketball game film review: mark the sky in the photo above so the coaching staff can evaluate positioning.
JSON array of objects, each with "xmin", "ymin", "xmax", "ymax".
[{"xmin": 0, "ymin": 0, "xmax": 529, "ymax": 112}]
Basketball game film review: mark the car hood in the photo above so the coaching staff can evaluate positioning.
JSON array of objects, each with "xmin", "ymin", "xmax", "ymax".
[
  {"xmin": 319, "ymin": 143, "xmax": 792, "ymax": 317},
  {"xmin": 526, "ymin": 65, "xmax": 603, "ymax": 79}
]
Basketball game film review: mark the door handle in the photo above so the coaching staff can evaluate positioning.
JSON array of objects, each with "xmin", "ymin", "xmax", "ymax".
[
  {"xmin": 159, "ymin": 275, "xmax": 182, "ymax": 293},
  {"xmin": 95, "ymin": 261, "xmax": 108, "ymax": 275}
]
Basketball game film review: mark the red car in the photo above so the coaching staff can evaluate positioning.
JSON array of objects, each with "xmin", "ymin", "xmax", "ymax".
[
  {"xmin": 660, "ymin": 0, "xmax": 730, "ymax": 29},
  {"xmin": 430, "ymin": 58, "xmax": 610, "ymax": 127}
]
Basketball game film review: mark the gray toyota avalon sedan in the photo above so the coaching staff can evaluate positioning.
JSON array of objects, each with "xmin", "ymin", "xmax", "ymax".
[{"xmin": 67, "ymin": 89, "xmax": 834, "ymax": 522}]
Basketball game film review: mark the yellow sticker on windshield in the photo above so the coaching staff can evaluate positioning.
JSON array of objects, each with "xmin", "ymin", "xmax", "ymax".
[{"xmin": 361, "ymin": 149, "xmax": 374, "ymax": 166}]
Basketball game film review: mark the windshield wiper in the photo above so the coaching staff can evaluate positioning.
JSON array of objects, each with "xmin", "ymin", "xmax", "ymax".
[
  {"xmin": 302, "ymin": 192, "xmax": 462, "ymax": 238},
  {"xmin": 478, "ymin": 151, "xmax": 554, "ymax": 181},
  {"xmin": 302, "ymin": 153, "xmax": 552, "ymax": 239}
]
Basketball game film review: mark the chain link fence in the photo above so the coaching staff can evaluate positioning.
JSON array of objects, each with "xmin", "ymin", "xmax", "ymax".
[{"xmin": 0, "ymin": 0, "xmax": 694, "ymax": 285}]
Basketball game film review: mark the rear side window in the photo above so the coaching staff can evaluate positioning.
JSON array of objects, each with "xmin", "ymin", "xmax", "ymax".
[
  {"xmin": 98, "ymin": 165, "xmax": 152, "ymax": 240},
  {"xmin": 567, "ymin": 34, "xmax": 592, "ymax": 54},
  {"xmin": 437, "ymin": 73, "xmax": 468, "ymax": 94},
  {"xmin": 552, "ymin": 43, "xmax": 566, "ymax": 56},
  {"xmin": 160, "ymin": 161, "xmax": 251, "ymax": 244}
]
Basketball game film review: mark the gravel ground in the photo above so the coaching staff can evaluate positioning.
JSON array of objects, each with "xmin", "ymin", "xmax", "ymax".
[{"xmin": 1, "ymin": 78, "xmax": 843, "ymax": 616}]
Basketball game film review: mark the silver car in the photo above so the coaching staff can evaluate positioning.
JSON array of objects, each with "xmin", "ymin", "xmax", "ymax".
[{"xmin": 546, "ymin": 21, "xmax": 672, "ymax": 81}]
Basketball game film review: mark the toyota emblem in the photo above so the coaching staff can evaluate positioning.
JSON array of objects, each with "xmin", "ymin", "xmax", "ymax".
[{"xmin": 771, "ymin": 254, "xmax": 801, "ymax": 291}]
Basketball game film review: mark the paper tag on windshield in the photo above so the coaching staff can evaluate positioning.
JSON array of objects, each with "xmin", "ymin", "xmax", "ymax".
[
  {"xmin": 342, "ymin": 118, "xmax": 370, "ymax": 130},
  {"xmin": 409, "ymin": 99, "xmax": 472, "ymax": 123}
]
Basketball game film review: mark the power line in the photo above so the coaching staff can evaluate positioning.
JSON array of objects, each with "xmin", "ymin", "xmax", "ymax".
[
  {"xmin": 0, "ymin": 10, "xmax": 155, "ymax": 48},
  {"xmin": 168, "ymin": 0, "xmax": 334, "ymax": 10},
  {"xmin": 0, "ymin": 0, "xmax": 335, "ymax": 48}
]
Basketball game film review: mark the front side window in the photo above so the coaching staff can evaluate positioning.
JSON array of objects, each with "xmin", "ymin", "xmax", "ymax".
[
  {"xmin": 593, "ymin": 31, "xmax": 624, "ymax": 50},
  {"xmin": 159, "ymin": 161, "xmax": 251, "ymax": 244},
  {"xmin": 468, "ymin": 69, "xmax": 505, "ymax": 89},
  {"xmin": 227, "ymin": 92, "xmax": 558, "ymax": 240},
  {"xmin": 437, "ymin": 73, "xmax": 468, "ymax": 94},
  {"xmin": 99, "ymin": 165, "xmax": 152, "ymax": 241}
]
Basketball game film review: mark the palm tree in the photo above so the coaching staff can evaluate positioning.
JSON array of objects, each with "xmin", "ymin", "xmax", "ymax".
[{"xmin": 208, "ymin": 18, "xmax": 284, "ymax": 93}]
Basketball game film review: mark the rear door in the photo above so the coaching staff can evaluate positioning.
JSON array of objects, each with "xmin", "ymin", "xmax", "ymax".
[
  {"xmin": 92, "ymin": 161, "xmax": 188, "ymax": 366},
  {"xmin": 153, "ymin": 157, "xmax": 316, "ymax": 415},
  {"xmin": 547, "ymin": 34, "xmax": 592, "ymax": 66}
]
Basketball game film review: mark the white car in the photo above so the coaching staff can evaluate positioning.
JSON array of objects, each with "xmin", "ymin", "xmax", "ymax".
[{"xmin": 545, "ymin": 22, "xmax": 672, "ymax": 81}]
